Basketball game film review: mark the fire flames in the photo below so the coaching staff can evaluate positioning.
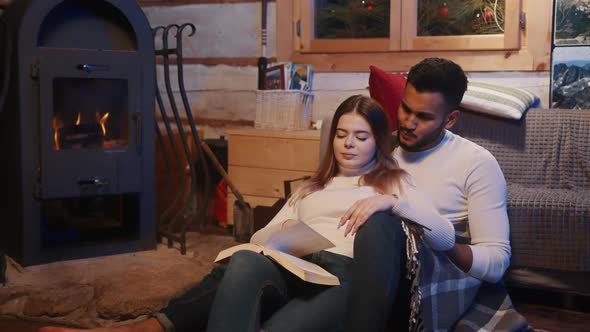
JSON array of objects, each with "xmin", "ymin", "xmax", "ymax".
[
  {"xmin": 53, "ymin": 111, "xmax": 110, "ymax": 150},
  {"xmin": 53, "ymin": 116, "xmax": 61, "ymax": 150},
  {"xmin": 98, "ymin": 112, "xmax": 110, "ymax": 136}
]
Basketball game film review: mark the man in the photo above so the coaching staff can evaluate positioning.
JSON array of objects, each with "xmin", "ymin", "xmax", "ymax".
[{"xmin": 342, "ymin": 57, "xmax": 513, "ymax": 331}]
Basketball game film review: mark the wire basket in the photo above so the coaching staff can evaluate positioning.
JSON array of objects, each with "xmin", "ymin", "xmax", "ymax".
[{"xmin": 255, "ymin": 90, "xmax": 314, "ymax": 130}]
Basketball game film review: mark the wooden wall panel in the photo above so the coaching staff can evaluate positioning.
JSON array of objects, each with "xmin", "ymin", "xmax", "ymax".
[
  {"xmin": 140, "ymin": 0, "xmax": 272, "ymax": 6},
  {"xmin": 143, "ymin": 2, "xmax": 276, "ymax": 58}
]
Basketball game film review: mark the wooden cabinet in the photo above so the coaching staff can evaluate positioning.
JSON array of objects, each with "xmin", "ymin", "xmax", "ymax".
[{"xmin": 225, "ymin": 128, "xmax": 321, "ymax": 225}]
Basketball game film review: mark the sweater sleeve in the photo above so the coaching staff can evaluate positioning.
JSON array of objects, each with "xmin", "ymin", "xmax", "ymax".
[
  {"xmin": 392, "ymin": 182, "xmax": 455, "ymax": 251},
  {"xmin": 249, "ymin": 199, "xmax": 298, "ymax": 245},
  {"xmin": 463, "ymin": 151, "xmax": 511, "ymax": 283}
]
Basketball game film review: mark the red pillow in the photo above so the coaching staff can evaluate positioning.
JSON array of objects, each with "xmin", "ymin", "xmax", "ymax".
[{"xmin": 368, "ymin": 65, "xmax": 406, "ymax": 130}]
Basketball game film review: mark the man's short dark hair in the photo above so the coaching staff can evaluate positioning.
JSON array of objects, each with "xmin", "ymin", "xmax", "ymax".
[{"xmin": 406, "ymin": 57, "xmax": 468, "ymax": 110}]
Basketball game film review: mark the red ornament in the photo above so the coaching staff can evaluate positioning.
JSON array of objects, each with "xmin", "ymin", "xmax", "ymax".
[
  {"xmin": 484, "ymin": 8, "xmax": 494, "ymax": 23},
  {"xmin": 365, "ymin": 1, "xmax": 375, "ymax": 10},
  {"xmin": 438, "ymin": 2, "xmax": 449, "ymax": 18}
]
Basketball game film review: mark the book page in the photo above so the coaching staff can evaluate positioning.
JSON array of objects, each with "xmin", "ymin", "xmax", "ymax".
[
  {"xmin": 263, "ymin": 248, "xmax": 340, "ymax": 286},
  {"xmin": 214, "ymin": 243, "xmax": 263, "ymax": 263},
  {"xmin": 212, "ymin": 237, "xmax": 339, "ymax": 286},
  {"xmin": 262, "ymin": 221, "xmax": 335, "ymax": 257}
]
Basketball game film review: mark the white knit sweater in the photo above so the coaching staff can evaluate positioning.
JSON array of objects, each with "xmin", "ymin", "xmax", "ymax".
[
  {"xmin": 250, "ymin": 175, "xmax": 455, "ymax": 259},
  {"xmin": 393, "ymin": 130, "xmax": 511, "ymax": 283}
]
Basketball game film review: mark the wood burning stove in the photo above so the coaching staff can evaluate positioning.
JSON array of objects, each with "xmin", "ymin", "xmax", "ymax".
[{"xmin": 0, "ymin": 0, "xmax": 156, "ymax": 265}]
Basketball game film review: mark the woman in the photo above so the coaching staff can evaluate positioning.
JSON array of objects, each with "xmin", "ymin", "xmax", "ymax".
[
  {"xmin": 40, "ymin": 95, "xmax": 454, "ymax": 332},
  {"xmin": 205, "ymin": 95, "xmax": 454, "ymax": 332}
]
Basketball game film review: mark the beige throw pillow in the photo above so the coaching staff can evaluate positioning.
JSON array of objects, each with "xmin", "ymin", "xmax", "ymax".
[{"xmin": 460, "ymin": 81, "xmax": 539, "ymax": 120}]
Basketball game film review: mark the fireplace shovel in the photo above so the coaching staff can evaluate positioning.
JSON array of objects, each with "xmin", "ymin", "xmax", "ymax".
[{"xmin": 200, "ymin": 141, "xmax": 254, "ymax": 243}]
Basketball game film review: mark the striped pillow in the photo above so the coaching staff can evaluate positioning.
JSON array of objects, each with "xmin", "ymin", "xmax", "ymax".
[{"xmin": 460, "ymin": 81, "xmax": 539, "ymax": 120}]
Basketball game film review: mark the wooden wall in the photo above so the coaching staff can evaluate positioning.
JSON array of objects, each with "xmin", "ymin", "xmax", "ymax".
[{"xmin": 141, "ymin": 1, "xmax": 550, "ymax": 140}]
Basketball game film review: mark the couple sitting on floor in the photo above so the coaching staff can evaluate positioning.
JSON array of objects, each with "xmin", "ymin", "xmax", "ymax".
[{"xmin": 41, "ymin": 57, "xmax": 526, "ymax": 332}]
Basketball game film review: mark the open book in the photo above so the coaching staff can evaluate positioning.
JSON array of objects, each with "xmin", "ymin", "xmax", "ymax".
[{"xmin": 215, "ymin": 222, "xmax": 339, "ymax": 286}]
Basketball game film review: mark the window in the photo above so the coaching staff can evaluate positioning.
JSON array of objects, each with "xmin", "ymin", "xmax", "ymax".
[
  {"xmin": 277, "ymin": 0, "xmax": 551, "ymax": 72},
  {"xmin": 299, "ymin": 0, "xmax": 399, "ymax": 52},
  {"xmin": 403, "ymin": 0, "xmax": 521, "ymax": 51}
]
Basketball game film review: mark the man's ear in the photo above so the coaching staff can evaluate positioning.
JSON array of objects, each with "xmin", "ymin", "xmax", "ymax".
[{"xmin": 444, "ymin": 109, "xmax": 460, "ymax": 129}]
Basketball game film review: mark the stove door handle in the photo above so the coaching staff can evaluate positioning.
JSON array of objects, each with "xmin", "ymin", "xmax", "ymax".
[
  {"xmin": 0, "ymin": 16, "xmax": 11, "ymax": 114},
  {"xmin": 76, "ymin": 64, "xmax": 109, "ymax": 73},
  {"xmin": 77, "ymin": 178, "xmax": 110, "ymax": 187}
]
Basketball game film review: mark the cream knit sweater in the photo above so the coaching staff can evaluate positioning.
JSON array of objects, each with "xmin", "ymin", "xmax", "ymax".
[
  {"xmin": 251, "ymin": 175, "xmax": 456, "ymax": 259},
  {"xmin": 394, "ymin": 130, "xmax": 511, "ymax": 283}
]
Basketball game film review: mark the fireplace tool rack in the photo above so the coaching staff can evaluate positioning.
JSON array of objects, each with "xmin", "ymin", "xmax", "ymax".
[{"xmin": 153, "ymin": 23, "xmax": 211, "ymax": 254}]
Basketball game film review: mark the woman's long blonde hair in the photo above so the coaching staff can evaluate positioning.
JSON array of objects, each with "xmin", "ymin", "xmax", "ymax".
[{"xmin": 291, "ymin": 95, "xmax": 406, "ymax": 204}]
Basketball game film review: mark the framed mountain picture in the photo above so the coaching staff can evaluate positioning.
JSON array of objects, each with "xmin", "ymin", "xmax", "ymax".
[
  {"xmin": 551, "ymin": 46, "xmax": 590, "ymax": 109},
  {"xmin": 554, "ymin": 0, "xmax": 590, "ymax": 45}
]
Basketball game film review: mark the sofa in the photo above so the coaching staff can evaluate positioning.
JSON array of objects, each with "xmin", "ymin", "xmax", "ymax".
[
  {"xmin": 320, "ymin": 107, "xmax": 590, "ymax": 302},
  {"xmin": 451, "ymin": 108, "xmax": 589, "ymax": 300}
]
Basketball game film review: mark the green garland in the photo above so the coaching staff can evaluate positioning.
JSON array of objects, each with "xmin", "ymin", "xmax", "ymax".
[
  {"xmin": 315, "ymin": 0, "xmax": 390, "ymax": 39},
  {"xmin": 314, "ymin": 0, "xmax": 506, "ymax": 39},
  {"xmin": 418, "ymin": 0, "xmax": 505, "ymax": 36}
]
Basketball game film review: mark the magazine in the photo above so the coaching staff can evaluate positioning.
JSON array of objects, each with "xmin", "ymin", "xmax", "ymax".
[
  {"xmin": 262, "ymin": 65, "xmax": 285, "ymax": 90},
  {"xmin": 289, "ymin": 64, "xmax": 313, "ymax": 91},
  {"xmin": 214, "ymin": 221, "xmax": 339, "ymax": 285}
]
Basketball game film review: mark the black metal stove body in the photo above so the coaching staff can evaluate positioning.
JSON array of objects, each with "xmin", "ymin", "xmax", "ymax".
[{"xmin": 0, "ymin": 0, "xmax": 155, "ymax": 265}]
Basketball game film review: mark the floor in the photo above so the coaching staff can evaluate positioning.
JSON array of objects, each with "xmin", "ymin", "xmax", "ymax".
[
  {"xmin": 1, "ymin": 227, "xmax": 589, "ymax": 332},
  {"xmin": 1, "ymin": 303, "xmax": 589, "ymax": 332},
  {"xmin": 514, "ymin": 303, "xmax": 590, "ymax": 332}
]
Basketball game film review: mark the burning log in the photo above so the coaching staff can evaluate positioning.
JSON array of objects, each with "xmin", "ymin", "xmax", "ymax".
[{"xmin": 57, "ymin": 123, "xmax": 103, "ymax": 149}]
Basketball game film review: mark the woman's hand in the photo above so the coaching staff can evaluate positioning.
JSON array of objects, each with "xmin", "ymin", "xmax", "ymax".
[
  {"xmin": 281, "ymin": 219, "xmax": 300, "ymax": 230},
  {"xmin": 338, "ymin": 194, "xmax": 397, "ymax": 237}
]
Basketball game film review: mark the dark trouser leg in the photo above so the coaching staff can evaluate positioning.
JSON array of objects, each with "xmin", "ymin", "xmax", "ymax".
[
  {"xmin": 345, "ymin": 212, "xmax": 408, "ymax": 332},
  {"xmin": 157, "ymin": 264, "xmax": 226, "ymax": 332},
  {"xmin": 262, "ymin": 252, "xmax": 353, "ymax": 332},
  {"xmin": 206, "ymin": 250, "xmax": 291, "ymax": 332}
]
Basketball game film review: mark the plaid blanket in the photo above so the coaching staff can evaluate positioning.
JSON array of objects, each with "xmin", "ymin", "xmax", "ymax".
[
  {"xmin": 411, "ymin": 219, "xmax": 532, "ymax": 332},
  {"xmin": 454, "ymin": 281, "xmax": 531, "ymax": 332}
]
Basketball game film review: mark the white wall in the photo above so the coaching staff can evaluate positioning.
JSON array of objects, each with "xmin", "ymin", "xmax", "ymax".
[{"xmin": 143, "ymin": 3, "xmax": 550, "ymax": 139}]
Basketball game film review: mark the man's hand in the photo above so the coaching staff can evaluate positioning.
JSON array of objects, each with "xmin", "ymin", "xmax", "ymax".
[
  {"xmin": 338, "ymin": 195, "xmax": 398, "ymax": 237},
  {"xmin": 444, "ymin": 243, "xmax": 473, "ymax": 273}
]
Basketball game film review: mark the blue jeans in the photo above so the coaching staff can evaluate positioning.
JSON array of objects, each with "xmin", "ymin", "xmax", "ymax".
[
  {"xmin": 155, "ymin": 264, "xmax": 227, "ymax": 332},
  {"xmin": 206, "ymin": 250, "xmax": 353, "ymax": 332},
  {"xmin": 345, "ymin": 212, "xmax": 410, "ymax": 332}
]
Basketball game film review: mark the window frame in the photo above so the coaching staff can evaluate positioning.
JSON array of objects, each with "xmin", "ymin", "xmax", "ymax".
[
  {"xmin": 277, "ymin": 0, "xmax": 551, "ymax": 72},
  {"xmin": 401, "ymin": 0, "xmax": 522, "ymax": 51},
  {"xmin": 299, "ymin": 0, "xmax": 401, "ymax": 52}
]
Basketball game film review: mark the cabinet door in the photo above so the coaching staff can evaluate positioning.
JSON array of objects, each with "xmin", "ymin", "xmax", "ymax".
[{"xmin": 401, "ymin": 0, "xmax": 522, "ymax": 51}]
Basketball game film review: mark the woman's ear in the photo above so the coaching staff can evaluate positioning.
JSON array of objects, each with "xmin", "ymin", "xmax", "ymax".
[{"xmin": 444, "ymin": 109, "xmax": 461, "ymax": 129}]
